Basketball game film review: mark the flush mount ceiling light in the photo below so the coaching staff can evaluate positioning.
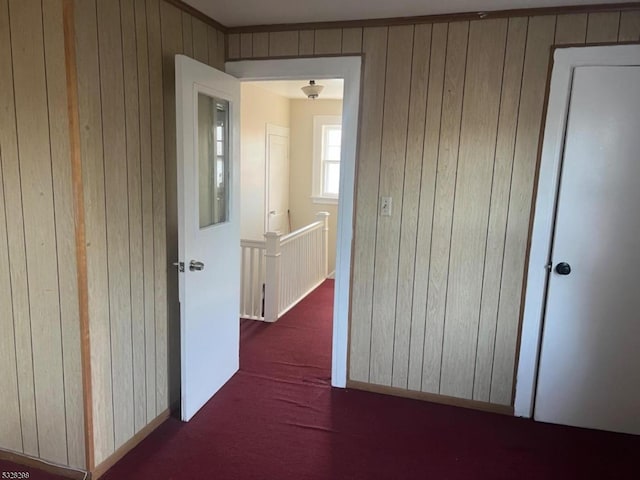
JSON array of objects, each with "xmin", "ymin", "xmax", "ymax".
[{"xmin": 301, "ymin": 80, "xmax": 324, "ymax": 100}]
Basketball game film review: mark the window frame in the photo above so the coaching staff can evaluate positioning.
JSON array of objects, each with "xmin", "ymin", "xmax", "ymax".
[{"xmin": 312, "ymin": 115, "xmax": 342, "ymax": 204}]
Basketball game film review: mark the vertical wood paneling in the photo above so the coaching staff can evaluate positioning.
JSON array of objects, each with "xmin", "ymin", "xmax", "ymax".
[
  {"xmin": 252, "ymin": 31, "xmax": 268, "ymax": 57},
  {"xmin": 191, "ymin": 17, "xmax": 208, "ymax": 63},
  {"xmin": 314, "ymin": 28, "xmax": 342, "ymax": 54},
  {"xmin": 207, "ymin": 25, "xmax": 222, "ymax": 69},
  {"xmin": 408, "ymin": 23, "xmax": 447, "ymax": 391},
  {"xmin": 439, "ymin": 19, "xmax": 507, "ymax": 399},
  {"xmin": 491, "ymin": 15, "xmax": 556, "ymax": 406},
  {"xmin": 181, "ymin": 12, "xmax": 192, "ymax": 57},
  {"xmin": 206, "ymin": 24, "xmax": 217, "ymax": 66},
  {"xmin": 348, "ymin": 26, "xmax": 388, "ymax": 383},
  {"xmin": 75, "ymin": 0, "xmax": 114, "ymax": 464},
  {"xmin": 217, "ymin": 30, "xmax": 225, "ymax": 68},
  {"xmin": 392, "ymin": 24, "xmax": 431, "ymax": 389},
  {"xmin": 159, "ymin": 0, "xmax": 181, "ymax": 412},
  {"xmin": 227, "ymin": 32, "xmax": 239, "ymax": 59},
  {"xmin": 240, "ymin": 32, "xmax": 252, "ymax": 58},
  {"xmin": 96, "ymin": 0, "xmax": 134, "ymax": 450},
  {"xmin": 555, "ymin": 13, "xmax": 587, "ymax": 44},
  {"xmin": 3, "ymin": 4, "xmax": 636, "ymax": 469},
  {"xmin": 134, "ymin": 0, "xmax": 156, "ymax": 426},
  {"xmin": 269, "ymin": 31, "xmax": 299, "ymax": 57},
  {"xmin": 42, "ymin": 0, "xmax": 85, "ymax": 467},
  {"xmin": 1, "ymin": 0, "xmax": 226, "ymax": 469},
  {"xmin": 341, "ymin": 27, "xmax": 363, "ymax": 53},
  {"xmin": 298, "ymin": 29, "xmax": 314, "ymax": 55},
  {"xmin": 421, "ymin": 21, "xmax": 469, "ymax": 394},
  {"xmin": 11, "ymin": 0, "xmax": 67, "ymax": 464},
  {"xmin": 370, "ymin": 25, "xmax": 414, "ymax": 386},
  {"xmin": 120, "ymin": 0, "xmax": 146, "ymax": 436},
  {"xmin": 618, "ymin": 10, "xmax": 640, "ymax": 41},
  {"xmin": 147, "ymin": 0, "xmax": 168, "ymax": 418},
  {"xmin": 0, "ymin": 159, "xmax": 22, "ymax": 450},
  {"xmin": 0, "ymin": 0, "xmax": 36, "ymax": 456},
  {"xmin": 586, "ymin": 11, "xmax": 621, "ymax": 42},
  {"xmin": 0, "ymin": 105, "xmax": 22, "ymax": 454},
  {"xmin": 473, "ymin": 17, "xmax": 527, "ymax": 402}
]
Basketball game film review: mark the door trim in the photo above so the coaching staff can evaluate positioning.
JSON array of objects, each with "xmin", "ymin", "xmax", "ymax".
[
  {"xmin": 264, "ymin": 123, "xmax": 290, "ymax": 233},
  {"xmin": 226, "ymin": 56, "xmax": 362, "ymax": 389},
  {"xmin": 515, "ymin": 44, "xmax": 640, "ymax": 418}
]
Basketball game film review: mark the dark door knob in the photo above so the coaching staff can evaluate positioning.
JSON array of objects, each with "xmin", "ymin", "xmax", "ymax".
[{"xmin": 555, "ymin": 262, "xmax": 571, "ymax": 275}]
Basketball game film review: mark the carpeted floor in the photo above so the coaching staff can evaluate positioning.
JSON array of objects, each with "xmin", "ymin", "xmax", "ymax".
[{"xmin": 3, "ymin": 280, "xmax": 638, "ymax": 479}]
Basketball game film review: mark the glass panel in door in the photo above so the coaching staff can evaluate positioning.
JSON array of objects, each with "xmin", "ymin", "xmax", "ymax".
[{"xmin": 198, "ymin": 93, "xmax": 229, "ymax": 228}]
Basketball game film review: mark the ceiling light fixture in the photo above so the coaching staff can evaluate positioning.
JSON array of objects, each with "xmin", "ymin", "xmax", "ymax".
[{"xmin": 301, "ymin": 80, "xmax": 324, "ymax": 100}]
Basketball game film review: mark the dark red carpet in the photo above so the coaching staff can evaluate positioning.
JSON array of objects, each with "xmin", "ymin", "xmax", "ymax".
[{"xmin": 3, "ymin": 280, "xmax": 637, "ymax": 479}]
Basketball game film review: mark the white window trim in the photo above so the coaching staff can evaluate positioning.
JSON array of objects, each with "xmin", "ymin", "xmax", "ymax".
[
  {"xmin": 311, "ymin": 196, "xmax": 338, "ymax": 205},
  {"xmin": 312, "ymin": 115, "xmax": 342, "ymax": 203}
]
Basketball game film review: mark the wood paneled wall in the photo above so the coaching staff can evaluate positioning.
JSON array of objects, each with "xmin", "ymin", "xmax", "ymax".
[
  {"xmin": 228, "ymin": 10, "xmax": 640, "ymax": 407},
  {"xmin": 1, "ymin": 0, "xmax": 638, "ymax": 473},
  {"xmin": 73, "ymin": 0, "xmax": 224, "ymax": 467},
  {"xmin": 0, "ymin": 0, "xmax": 85, "ymax": 469}
]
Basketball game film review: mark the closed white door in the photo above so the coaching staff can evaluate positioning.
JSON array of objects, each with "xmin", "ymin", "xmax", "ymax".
[
  {"xmin": 535, "ymin": 66, "xmax": 640, "ymax": 435},
  {"xmin": 175, "ymin": 55, "xmax": 241, "ymax": 421},
  {"xmin": 266, "ymin": 125, "xmax": 289, "ymax": 234}
]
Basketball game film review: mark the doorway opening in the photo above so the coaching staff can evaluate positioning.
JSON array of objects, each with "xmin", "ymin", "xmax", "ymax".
[
  {"xmin": 237, "ymin": 76, "xmax": 344, "ymax": 388},
  {"xmin": 228, "ymin": 57, "xmax": 362, "ymax": 389}
]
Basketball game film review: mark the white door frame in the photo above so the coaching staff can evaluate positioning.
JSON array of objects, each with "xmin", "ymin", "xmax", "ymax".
[
  {"xmin": 265, "ymin": 123, "xmax": 290, "ymax": 233},
  {"xmin": 515, "ymin": 44, "xmax": 640, "ymax": 418},
  {"xmin": 226, "ymin": 56, "xmax": 361, "ymax": 389}
]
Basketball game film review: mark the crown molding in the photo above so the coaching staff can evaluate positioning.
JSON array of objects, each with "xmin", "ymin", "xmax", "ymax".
[
  {"xmin": 165, "ymin": 1, "xmax": 640, "ymax": 36},
  {"xmin": 224, "ymin": 2, "xmax": 640, "ymax": 33}
]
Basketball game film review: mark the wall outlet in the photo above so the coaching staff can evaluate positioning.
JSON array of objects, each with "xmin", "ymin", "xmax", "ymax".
[{"xmin": 380, "ymin": 196, "xmax": 392, "ymax": 216}]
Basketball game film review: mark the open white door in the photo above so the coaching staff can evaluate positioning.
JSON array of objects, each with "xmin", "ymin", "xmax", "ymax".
[{"xmin": 176, "ymin": 55, "xmax": 240, "ymax": 421}]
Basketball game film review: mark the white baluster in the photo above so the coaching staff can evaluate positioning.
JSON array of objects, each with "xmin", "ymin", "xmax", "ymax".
[
  {"xmin": 264, "ymin": 231, "xmax": 281, "ymax": 322},
  {"xmin": 316, "ymin": 212, "xmax": 329, "ymax": 279}
]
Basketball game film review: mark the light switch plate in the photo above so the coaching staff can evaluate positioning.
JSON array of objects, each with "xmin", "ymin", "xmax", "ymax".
[{"xmin": 380, "ymin": 196, "xmax": 392, "ymax": 216}]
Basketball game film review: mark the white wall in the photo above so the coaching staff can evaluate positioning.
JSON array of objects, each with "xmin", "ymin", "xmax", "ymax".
[
  {"xmin": 240, "ymin": 83, "xmax": 290, "ymax": 240},
  {"xmin": 289, "ymin": 99, "xmax": 343, "ymax": 274}
]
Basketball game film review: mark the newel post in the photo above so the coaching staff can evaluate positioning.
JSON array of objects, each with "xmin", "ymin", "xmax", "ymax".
[
  {"xmin": 316, "ymin": 211, "xmax": 330, "ymax": 278},
  {"xmin": 264, "ymin": 231, "xmax": 281, "ymax": 322}
]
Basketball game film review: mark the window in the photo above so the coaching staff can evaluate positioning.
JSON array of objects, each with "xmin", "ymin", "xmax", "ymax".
[
  {"xmin": 312, "ymin": 115, "xmax": 342, "ymax": 204},
  {"xmin": 197, "ymin": 93, "xmax": 229, "ymax": 227}
]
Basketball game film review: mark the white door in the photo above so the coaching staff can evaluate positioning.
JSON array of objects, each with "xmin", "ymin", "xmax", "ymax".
[
  {"xmin": 266, "ymin": 124, "xmax": 289, "ymax": 234},
  {"xmin": 535, "ymin": 66, "xmax": 640, "ymax": 435},
  {"xmin": 176, "ymin": 55, "xmax": 240, "ymax": 421}
]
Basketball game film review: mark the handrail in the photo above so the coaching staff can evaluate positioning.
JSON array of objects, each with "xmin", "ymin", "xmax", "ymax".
[
  {"xmin": 240, "ymin": 212, "xmax": 330, "ymax": 322},
  {"xmin": 280, "ymin": 220, "xmax": 323, "ymax": 245},
  {"xmin": 240, "ymin": 239, "xmax": 265, "ymax": 249}
]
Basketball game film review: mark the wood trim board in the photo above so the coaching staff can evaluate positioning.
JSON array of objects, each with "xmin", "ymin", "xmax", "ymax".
[
  {"xmin": 62, "ymin": 0, "xmax": 93, "ymax": 471},
  {"xmin": 90, "ymin": 409, "xmax": 171, "ymax": 480},
  {"xmin": 139, "ymin": 1, "xmax": 640, "ymax": 37},
  {"xmin": 347, "ymin": 380, "xmax": 514, "ymax": 415},
  {"xmin": 0, "ymin": 449, "xmax": 87, "ymax": 480},
  {"xmin": 226, "ymin": 2, "xmax": 640, "ymax": 33}
]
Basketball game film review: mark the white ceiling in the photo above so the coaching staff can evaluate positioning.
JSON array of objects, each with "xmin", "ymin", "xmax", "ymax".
[
  {"xmin": 184, "ymin": 0, "xmax": 631, "ymax": 27},
  {"xmin": 245, "ymin": 79, "xmax": 344, "ymax": 100}
]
